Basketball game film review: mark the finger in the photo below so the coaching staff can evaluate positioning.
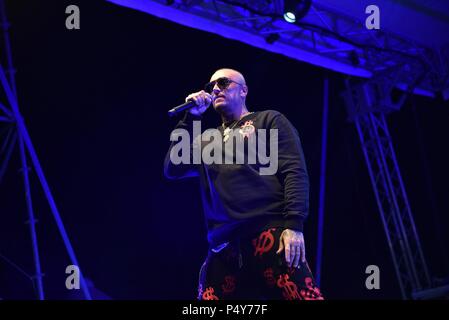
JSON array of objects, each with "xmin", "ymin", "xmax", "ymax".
[
  {"xmin": 204, "ymin": 93, "xmax": 212, "ymax": 106},
  {"xmin": 285, "ymin": 242, "xmax": 291, "ymax": 267},
  {"xmin": 293, "ymin": 245, "xmax": 300, "ymax": 268},
  {"xmin": 197, "ymin": 95, "xmax": 204, "ymax": 106},
  {"xmin": 203, "ymin": 92, "xmax": 212, "ymax": 105},
  {"xmin": 301, "ymin": 241, "xmax": 306, "ymax": 263},
  {"xmin": 202, "ymin": 93, "xmax": 209, "ymax": 105},
  {"xmin": 191, "ymin": 96, "xmax": 199, "ymax": 106},
  {"xmin": 276, "ymin": 236, "xmax": 284, "ymax": 254}
]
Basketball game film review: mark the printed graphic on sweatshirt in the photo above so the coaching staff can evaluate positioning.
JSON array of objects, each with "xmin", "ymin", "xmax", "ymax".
[{"xmin": 169, "ymin": 120, "xmax": 278, "ymax": 175}]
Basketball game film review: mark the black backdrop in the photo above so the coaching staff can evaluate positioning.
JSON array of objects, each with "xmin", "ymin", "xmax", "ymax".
[{"xmin": 0, "ymin": 0, "xmax": 448, "ymax": 299}]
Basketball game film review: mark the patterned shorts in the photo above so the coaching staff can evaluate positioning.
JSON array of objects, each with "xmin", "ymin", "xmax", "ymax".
[{"xmin": 198, "ymin": 227, "xmax": 324, "ymax": 300}]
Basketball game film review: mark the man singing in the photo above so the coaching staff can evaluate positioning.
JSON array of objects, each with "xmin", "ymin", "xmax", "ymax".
[{"xmin": 164, "ymin": 68, "xmax": 323, "ymax": 300}]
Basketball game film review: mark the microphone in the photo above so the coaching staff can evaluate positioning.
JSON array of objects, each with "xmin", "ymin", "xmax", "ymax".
[{"xmin": 168, "ymin": 99, "xmax": 197, "ymax": 117}]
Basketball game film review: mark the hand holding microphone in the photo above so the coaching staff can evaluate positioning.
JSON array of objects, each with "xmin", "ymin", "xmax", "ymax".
[
  {"xmin": 168, "ymin": 90, "xmax": 212, "ymax": 117},
  {"xmin": 185, "ymin": 90, "xmax": 212, "ymax": 116}
]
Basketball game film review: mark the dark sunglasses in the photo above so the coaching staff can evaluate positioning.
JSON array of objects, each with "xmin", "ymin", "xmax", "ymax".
[{"xmin": 204, "ymin": 77, "xmax": 243, "ymax": 94}]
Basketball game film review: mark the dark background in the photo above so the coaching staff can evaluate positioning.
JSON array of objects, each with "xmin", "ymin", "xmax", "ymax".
[{"xmin": 0, "ymin": 0, "xmax": 448, "ymax": 299}]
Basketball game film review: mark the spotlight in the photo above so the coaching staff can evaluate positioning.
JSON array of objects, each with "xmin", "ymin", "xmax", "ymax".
[
  {"xmin": 284, "ymin": 12, "xmax": 296, "ymax": 23},
  {"xmin": 283, "ymin": 0, "xmax": 312, "ymax": 24}
]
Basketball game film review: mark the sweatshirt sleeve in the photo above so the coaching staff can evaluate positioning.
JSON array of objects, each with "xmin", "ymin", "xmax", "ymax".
[
  {"xmin": 163, "ymin": 111, "xmax": 202, "ymax": 180},
  {"xmin": 270, "ymin": 112, "xmax": 309, "ymax": 232}
]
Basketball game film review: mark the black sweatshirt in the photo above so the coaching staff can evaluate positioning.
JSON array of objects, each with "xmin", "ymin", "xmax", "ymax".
[{"xmin": 164, "ymin": 110, "xmax": 309, "ymax": 246}]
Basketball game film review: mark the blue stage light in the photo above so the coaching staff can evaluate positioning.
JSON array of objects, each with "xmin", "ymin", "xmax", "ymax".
[
  {"xmin": 283, "ymin": 11, "xmax": 296, "ymax": 23},
  {"xmin": 283, "ymin": 0, "xmax": 312, "ymax": 24}
]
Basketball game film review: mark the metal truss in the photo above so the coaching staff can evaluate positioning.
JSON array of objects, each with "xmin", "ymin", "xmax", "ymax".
[
  {"xmin": 109, "ymin": 0, "xmax": 449, "ymax": 98},
  {"xmin": 342, "ymin": 79, "xmax": 433, "ymax": 299},
  {"xmin": 0, "ymin": 0, "xmax": 91, "ymax": 299}
]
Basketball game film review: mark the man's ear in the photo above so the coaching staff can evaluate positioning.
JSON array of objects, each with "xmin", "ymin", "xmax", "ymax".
[{"xmin": 240, "ymin": 85, "xmax": 248, "ymax": 98}]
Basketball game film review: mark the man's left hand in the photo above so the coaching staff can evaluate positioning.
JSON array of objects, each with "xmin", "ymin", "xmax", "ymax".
[{"xmin": 276, "ymin": 229, "xmax": 306, "ymax": 268}]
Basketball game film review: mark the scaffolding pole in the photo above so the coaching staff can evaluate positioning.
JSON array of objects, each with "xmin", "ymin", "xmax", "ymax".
[{"xmin": 0, "ymin": 0, "xmax": 91, "ymax": 300}]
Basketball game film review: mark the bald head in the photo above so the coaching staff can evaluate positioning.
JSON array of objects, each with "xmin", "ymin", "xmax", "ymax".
[
  {"xmin": 208, "ymin": 68, "xmax": 249, "ymax": 119},
  {"xmin": 210, "ymin": 68, "xmax": 246, "ymax": 86}
]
